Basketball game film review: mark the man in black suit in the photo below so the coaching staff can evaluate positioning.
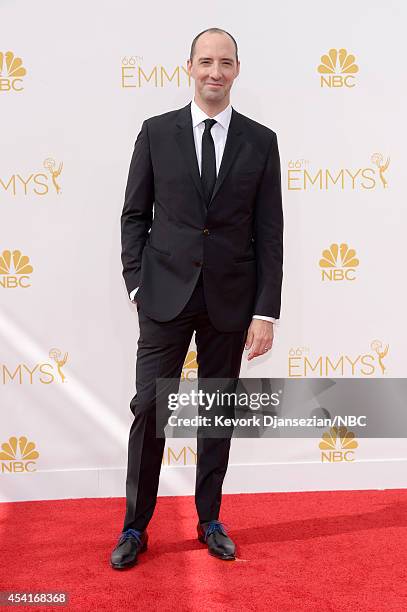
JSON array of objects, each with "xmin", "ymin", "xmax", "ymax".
[{"xmin": 111, "ymin": 27, "xmax": 283, "ymax": 569}]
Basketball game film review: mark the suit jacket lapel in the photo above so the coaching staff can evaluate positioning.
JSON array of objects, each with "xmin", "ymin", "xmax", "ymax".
[
  {"xmin": 175, "ymin": 103, "xmax": 206, "ymax": 205},
  {"xmin": 209, "ymin": 109, "xmax": 243, "ymax": 207}
]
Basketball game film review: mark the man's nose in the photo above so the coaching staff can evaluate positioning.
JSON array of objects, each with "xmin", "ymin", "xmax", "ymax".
[{"xmin": 209, "ymin": 64, "xmax": 222, "ymax": 79}]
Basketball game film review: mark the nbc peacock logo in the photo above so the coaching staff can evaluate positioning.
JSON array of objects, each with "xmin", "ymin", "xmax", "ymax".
[
  {"xmin": 0, "ymin": 250, "xmax": 33, "ymax": 288},
  {"xmin": 0, "ymin": 51, "xmax": 27, "ymax": 92},
  {"xmin": 0, "ymin": 436, "xmax": 39, "ymax": 473},
  {"xmin": 319, "ymin": 243, "xmax": 359, "ymax": 281},
  {"xmin": 181, "ymin": 350, "xmax": 198, "ymax": 381},
  {"xmin": 319, "ymin": 426, "xmax": 358, "ymax": 462},
  {"xmin": 317, "ymin": 48, "xmax": 358, "ymax": 88}
]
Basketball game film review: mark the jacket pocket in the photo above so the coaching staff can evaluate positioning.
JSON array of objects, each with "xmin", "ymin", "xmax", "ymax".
[
  {"xmin": 234, "ymin": 254, "xmax": 256, "ymax": 263},
  {"xmin": 148, "ymin": 243, "xmax": 171, "ymax": 256},
  {"xmin": 235, "ymin": 169, "xmax": 259, "ymax": 178}
]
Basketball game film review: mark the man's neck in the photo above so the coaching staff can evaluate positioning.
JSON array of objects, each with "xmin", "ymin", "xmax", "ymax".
[{"xmin": 193, "ymin": 95, "xmax": 230, "ymax": 117}]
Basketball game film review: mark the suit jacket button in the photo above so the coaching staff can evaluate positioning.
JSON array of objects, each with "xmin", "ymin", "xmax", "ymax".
[{"xmin": 203, "ymin": 228, "xmax": 210, "ymax": 235}]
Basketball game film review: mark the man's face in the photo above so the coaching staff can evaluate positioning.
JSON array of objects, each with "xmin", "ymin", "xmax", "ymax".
[{"xmin": 187, "ymin": 32, "xmax": 240, "ymax": 105}]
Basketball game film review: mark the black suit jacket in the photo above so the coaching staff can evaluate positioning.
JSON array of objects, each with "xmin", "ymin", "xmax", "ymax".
[{"xmin": 121, "ymin": 102, "xmax": 283, "ymax": 332}]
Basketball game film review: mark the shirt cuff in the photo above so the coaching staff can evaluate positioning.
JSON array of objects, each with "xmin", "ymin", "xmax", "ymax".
[
  {"xmin": 253, "ymin": 315, "xmax": 278, "ymax": 324},
  {"xmin": 129, "ymin": 287, "xmax": 139, "ymax": 303}
]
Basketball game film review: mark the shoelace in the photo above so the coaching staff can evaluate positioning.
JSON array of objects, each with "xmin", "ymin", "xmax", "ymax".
[
  {"xmin": 118, "ymin": 528, "xmax": 143, "ymax": 545},
  {"xmin": 203, "ymin": 520, "xmax": 228, "ymax": 542}
]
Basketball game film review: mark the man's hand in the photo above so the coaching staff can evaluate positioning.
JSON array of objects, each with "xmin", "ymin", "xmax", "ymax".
[{"xmin": 245, "ymin": 319, "xmax": 274, "ymax": 361}]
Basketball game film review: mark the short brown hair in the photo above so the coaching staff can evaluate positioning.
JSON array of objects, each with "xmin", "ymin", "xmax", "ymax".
[{"xmin": 190, "ymin": 28, "xmax": 239, "ymax": 63}]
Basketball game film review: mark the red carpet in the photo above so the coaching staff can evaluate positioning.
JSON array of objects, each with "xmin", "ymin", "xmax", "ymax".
[{"xmin": 1, "ymin": 490, "xmax": 407, "ymax": 611}]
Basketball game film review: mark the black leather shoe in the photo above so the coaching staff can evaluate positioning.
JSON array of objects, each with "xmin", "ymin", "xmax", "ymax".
[
  {"xmin": 110, "ymin": 528, "xmax": 148, "ymax": 569},
  {"xmin": 197, "ymin": 520, "xmax": 236, "ymax": 560}
]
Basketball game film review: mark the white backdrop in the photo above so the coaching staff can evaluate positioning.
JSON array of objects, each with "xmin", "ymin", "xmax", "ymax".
[{"xmin": 1, "ymin": 0, "xmax": 406, "ymax": 502}]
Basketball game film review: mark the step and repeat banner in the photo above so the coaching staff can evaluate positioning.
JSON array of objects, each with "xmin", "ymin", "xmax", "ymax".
[{"xmin": 1, "ymin": 0, "xmax": 406, "ymax": 501}]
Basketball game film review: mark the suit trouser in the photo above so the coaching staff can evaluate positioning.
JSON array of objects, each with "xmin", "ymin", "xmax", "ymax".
[{"xmin": 122, "ymin": 277, "xmax": 248, "ymax": 532}]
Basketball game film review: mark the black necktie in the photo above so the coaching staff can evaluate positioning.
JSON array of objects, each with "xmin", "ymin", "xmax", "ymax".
[{"xmin": 201, "ymin": 118, "xmax": 217, "ymax": 204}]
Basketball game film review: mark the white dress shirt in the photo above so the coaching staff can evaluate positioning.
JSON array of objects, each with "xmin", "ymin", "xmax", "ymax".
[{"xmin": 130, "ymin": 98, "xmax": 277, "ymax": 325}]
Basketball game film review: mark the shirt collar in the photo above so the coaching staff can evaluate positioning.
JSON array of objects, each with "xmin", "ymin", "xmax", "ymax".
[{"xmin": 190, "ymin": 98, "xmax": 232, "ymax": 131}]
